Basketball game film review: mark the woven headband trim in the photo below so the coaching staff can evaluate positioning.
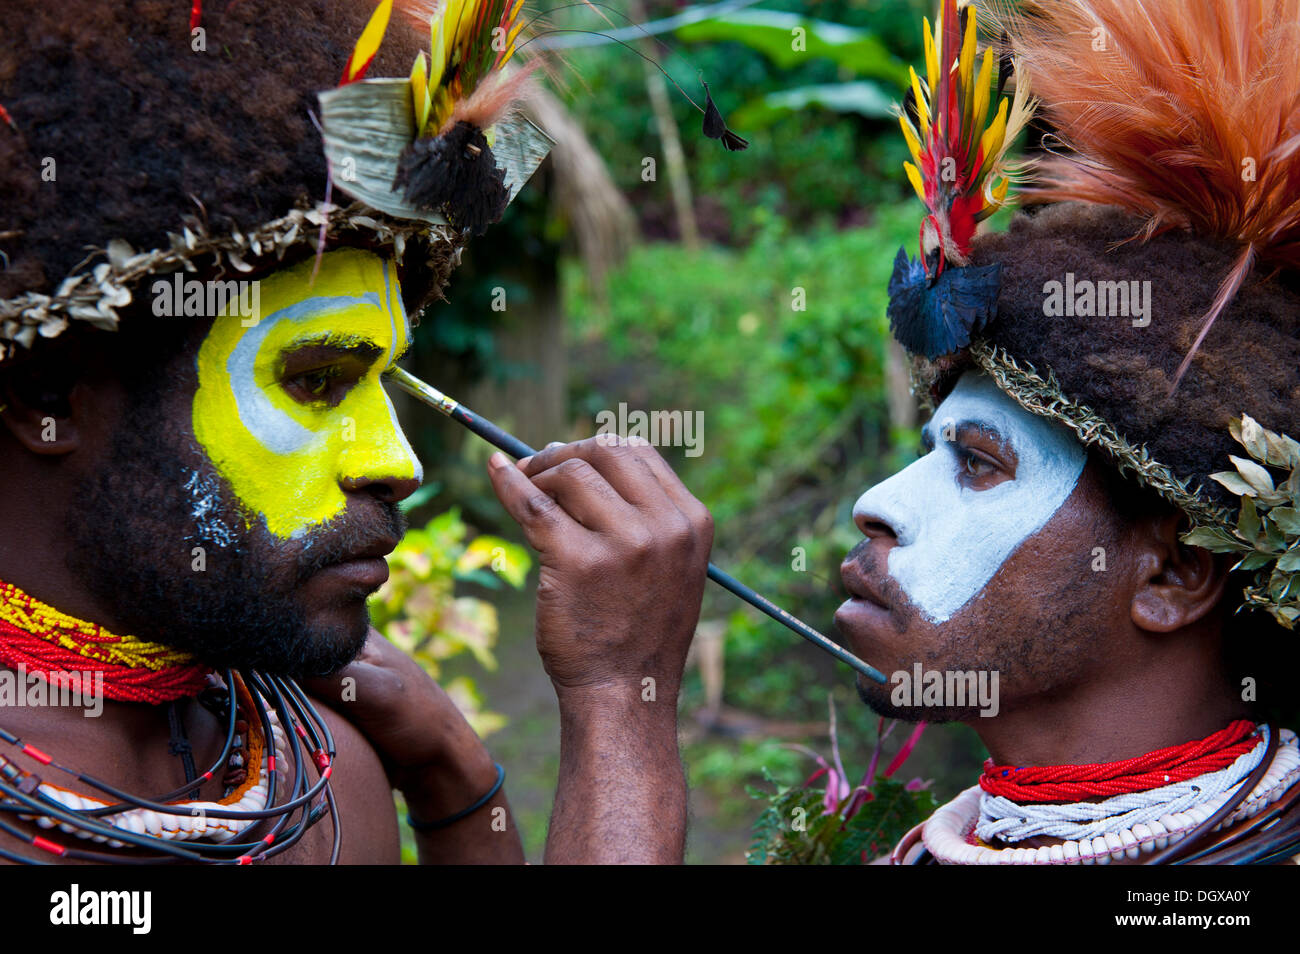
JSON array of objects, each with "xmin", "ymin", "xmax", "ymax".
[{"xmin": 0, "ymin": 200, "xmax": 462, "ymax": 358}]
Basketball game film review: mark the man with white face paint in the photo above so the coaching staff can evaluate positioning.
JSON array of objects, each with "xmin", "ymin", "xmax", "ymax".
[
  {"xmin": 831, "ymin": 0, "xmax": 1300, "ymax": 866},
  {"xmin": 850, "ymin": 372, "xmax": 1087, "ymax": 626}
]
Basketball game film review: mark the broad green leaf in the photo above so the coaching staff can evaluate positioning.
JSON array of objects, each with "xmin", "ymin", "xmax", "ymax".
[
  {"xmin": 1237, "ymin": 414, "xmax": 1270, "ymax": 463},
  {"xmin": 1181, "ymin": 526, "xmax": 1246, "ymax": 552},
  {"xmin": 398, "ymin": 481, "xmax": 441, "ymax": 512},
  {"xmin": 676, "ymin": 11, "xmax": 909, "ymax": 84},
  {"xmin": 1270, "ymin": 507, "xmax": 1300, "ymax": 536},
  {"xmin": 733, "ymin": 81, "xmax": 896, "ymax": 130},
  {"xmin": 1278, "ymin": 550, "xmax": 1300, "ymax": 573},
  {"xmin": 1235, "ymin": 551, "xmax": 1273, "ymax": 572},
  {"xmin": 1238, "ymin": 495, "xmax": 1261, "ymax": 540},
  {"xmin": 1210, "ymin": 470, "xmax": 1256, "ymax": 497},
  {"xmin": 1231, "ymin": 455, "xmax": 1276, "ymax": 494}
]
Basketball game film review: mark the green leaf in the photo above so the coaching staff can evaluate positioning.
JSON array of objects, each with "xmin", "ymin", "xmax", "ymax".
[
  {"xmin": 733, "ymin": 82, "xmax": 896, "ymax": 130},
  {"xmin": 1264, "ymin": 519, "xmax": 1288, "ymax": 552},
  {"xmin": 1278, "ymin": 550, "xmax": 1300, "ymax": 573},
  {"xmin": 1235, "ymin": 551, "xmax": 1274, "ymax": 572},
  {"xmin": 1238, "ymin": 496, "xmax": 1261, "ymax": 540},
  {"xmin": 1269, "ymin": 508, "xmax": 1300, "ymax": 536},
  {"xmin": 1268, "ymin": 568, "xmax": 1294, "ymax": 601},
  {"xmin": 1231, "ymin": 455, "xmax": 1276, "ymax": 494},
  {"xmin": 1210, "ymin": 470, "xmax": 1256, "ymax": 498},
  {"xmin": 1181, "ymin": 526, "xmax": 1246, "ymax": 552},
  {"xmin": 398, "ymin": 481, "xmax": 441, "ymax": 512},
  {"xmin": 676, "ymin": 11, "xmax": 909, "ymax": 84},
  {"xmin": 1237, "ymin": 414, "xmax": 1271, "ymax": 463}
]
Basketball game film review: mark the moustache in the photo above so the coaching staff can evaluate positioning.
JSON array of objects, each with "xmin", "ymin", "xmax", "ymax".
[{"xmin": 294, "ymin": 502, "xmax": 408, "ymax": 583}]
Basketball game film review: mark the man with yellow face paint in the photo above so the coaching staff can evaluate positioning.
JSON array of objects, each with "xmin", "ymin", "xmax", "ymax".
[
  {"xmin": 0, "ymin": 0, "xmax": 714, "ymax": 868},
  {"xmin": 193, "ymin": 248, "xmax": 422, "ymax": 543}
]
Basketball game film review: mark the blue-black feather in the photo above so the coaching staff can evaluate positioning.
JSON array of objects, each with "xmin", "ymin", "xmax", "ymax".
[{"xmin": 887, "ymin": 248, "xmax": 1001, "ymax": 360}]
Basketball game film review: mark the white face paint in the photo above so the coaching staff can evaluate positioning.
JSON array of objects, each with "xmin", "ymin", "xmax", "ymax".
[{"xmin": 852, "ymin": 371, "xmax": 1087, "ymax": 623}]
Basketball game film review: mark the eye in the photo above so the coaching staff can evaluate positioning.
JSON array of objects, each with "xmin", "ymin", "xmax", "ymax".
[
  {"xmin": 284, "ymin": 365, "xmax": 348, "ymax": 406},
  {"xmin": 961, "ymin": 448, "xmax": 994, "ymax": 477}
]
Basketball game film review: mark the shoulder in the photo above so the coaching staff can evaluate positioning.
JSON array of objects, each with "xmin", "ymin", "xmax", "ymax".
[{"xmin": 267, "ymin": 696, "xmax": 401, "ymax": 864}]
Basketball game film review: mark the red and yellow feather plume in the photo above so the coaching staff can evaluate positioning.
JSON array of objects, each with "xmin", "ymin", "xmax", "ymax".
[
  {"xmin": 401, "ymin": 0, "xmax": 534, "ymax": 137},
  {"xmin": 993, "ymin": 0, "xmax": 1300, "ymax": 387},
  {"xmin": 334, "ymin": 0, "xmax": 541, "ymax": 235},
  {"xmin": 898, "ymin": 0, "xmax": 1036, "ymax": 273}
]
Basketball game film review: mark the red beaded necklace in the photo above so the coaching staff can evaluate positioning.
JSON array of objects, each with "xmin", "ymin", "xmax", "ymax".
[
  {"xmin": 981, "ymin": 720, "xmax": 1260, "ymax": 803},
  {"xmin": 0, "ymin": 580, "xmax": 210, "ymax": 704}
]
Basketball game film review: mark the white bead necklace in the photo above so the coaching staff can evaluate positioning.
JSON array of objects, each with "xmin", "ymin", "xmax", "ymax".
[
  {"xmin": 22, "ymin": 705, "xmax": 288, "ymax": 847},
  {"xmin": 918, "ymin": 728, "xmax": 1300, "ymax": 865}
]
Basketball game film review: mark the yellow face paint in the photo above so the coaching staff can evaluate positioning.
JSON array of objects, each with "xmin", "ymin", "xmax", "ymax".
[{"xmin": 192, "ymin": 248, "xmax": 422, "ymax": 540}]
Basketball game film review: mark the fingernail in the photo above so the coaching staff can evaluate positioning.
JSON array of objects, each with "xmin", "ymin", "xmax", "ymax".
[
  {"xmin": 546, "ymin": 441, "xmax": 565, "ymax": 449},
  {"xmin": 489, "ymin": 452, "xmax": 508, "ymax": 470},
  {"xmin": 516, "ymin": 455, "xmax": 533, "ymax": 469}
]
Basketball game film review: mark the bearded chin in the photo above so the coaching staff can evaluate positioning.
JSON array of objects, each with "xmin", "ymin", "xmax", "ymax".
[{"xmin": 66, "ymin": 405, "xmax": 378, "ymax": 678}]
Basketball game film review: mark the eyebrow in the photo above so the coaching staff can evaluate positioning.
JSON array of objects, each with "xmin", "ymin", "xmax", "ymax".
[
  {"xmin": 922, "ymin": 418, "xmax": 1010, "ymax": 449},
  {"xmin": 281, "ymin": 332, "xmax": 385, "ymax": 365}
]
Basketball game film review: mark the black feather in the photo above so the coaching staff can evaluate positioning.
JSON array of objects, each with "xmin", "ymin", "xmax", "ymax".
[
  {"xmin": 996, "ymin": 31, "xmax": 1013, "ymax": 100},
  {"xmin": 887, "ymin": 248, "xmax": 1002, "ymax": 359},
  {"xmin": 902, "ymin": 83, "xmax": 919, "ymax": 132},
  {"xmin": 393, "ymin": 121, "xmax": 509, "ymax": 236},
  {"xmin": 701, "ymin": 82, "xmax": 749, "ymax": 152}
]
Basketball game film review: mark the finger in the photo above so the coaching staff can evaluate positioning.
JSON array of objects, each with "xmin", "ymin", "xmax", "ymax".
[
  {"xmin": 527, "ymin": 456, "xmax": 638, "ymax": 533},
  {"xmin": 518, "ymin": 435, "xmax": 676, "ymax": 511},
  {"xmin": 624, "ymin": 442, "xmax": 711, "ymax": 530},
  {"xmin": 487, "ymin": 451, "xmax": 587, "ymax": 552}
]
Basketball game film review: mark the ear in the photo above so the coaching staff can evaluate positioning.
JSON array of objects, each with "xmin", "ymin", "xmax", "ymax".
[
  {"xmin": 0, "ymin": 370, "xmax": 83, "ymax": 456},
  {"xmin": 1130, "ymin": 511, "xmax": 1230, "ymax": 633}
]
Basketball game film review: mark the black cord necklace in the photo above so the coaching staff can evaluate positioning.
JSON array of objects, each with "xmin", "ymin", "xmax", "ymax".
[{"xmin": 0, "ymin": 669, "xmax": 340, "ymax": 864}]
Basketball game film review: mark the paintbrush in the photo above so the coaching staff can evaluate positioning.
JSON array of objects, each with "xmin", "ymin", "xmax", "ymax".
[{"xmin": 385, "ymin": 366, "xmax": 887, "ymax": 683}]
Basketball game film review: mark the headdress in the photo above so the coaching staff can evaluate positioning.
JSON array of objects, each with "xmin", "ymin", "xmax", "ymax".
[
  {"xmin": 0, "ymin": 0, "xmax": 553, "ymax": 357},
  {"xmin": 885, "ymin": 0, "xmax": 1300, "ymax": 630}
]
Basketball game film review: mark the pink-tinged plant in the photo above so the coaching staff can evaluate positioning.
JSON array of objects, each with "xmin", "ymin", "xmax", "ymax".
[{"xmin": 749, "ymin": 696, "xmax": 937, "ymax": 865}]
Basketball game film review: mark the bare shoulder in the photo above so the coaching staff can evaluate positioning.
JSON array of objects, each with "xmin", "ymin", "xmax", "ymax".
[{"xmin": 266, "ymin": 696, "xmax": 401, "ymax": 865}]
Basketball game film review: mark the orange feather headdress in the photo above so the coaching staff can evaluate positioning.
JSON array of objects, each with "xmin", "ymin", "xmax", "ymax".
[{"xmin": 993, "ymin": 0, "xmax": 1300, "ymax": 389}]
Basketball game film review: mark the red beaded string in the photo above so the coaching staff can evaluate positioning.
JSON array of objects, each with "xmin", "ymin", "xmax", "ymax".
[
  {"xmin": 980, "ymin": 720, "xmax": 1260, "ymax": 803},
  {"xmin": 0, "ymin": 618, "xmax": 209, "ymax": 705}
]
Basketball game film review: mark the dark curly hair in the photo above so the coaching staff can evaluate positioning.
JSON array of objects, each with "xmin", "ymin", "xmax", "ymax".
[{"xmin": 0, "ymin": 0, "xmax": 426, "ymax": 299}]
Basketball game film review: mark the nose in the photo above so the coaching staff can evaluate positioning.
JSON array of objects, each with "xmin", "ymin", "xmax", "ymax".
[
  {"xmin": 340, "ymin": 474, "xmax": 421, "ymax": 505},
  {"xmin": 850, "ymin": 456, "xmax": 930, "ymax": 548},
  {"xmin": 854, "ymin": 508, "xmax": 898, "ymax": 542}
]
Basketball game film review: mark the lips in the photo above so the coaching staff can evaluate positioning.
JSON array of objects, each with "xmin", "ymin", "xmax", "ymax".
[
  {"xmin": 311, "ymin": 537, "xmax": 398, "ymax": 592},
  {"xmin": 318, "ymin": 556, "xmax": 391, "ymax": 591},
  {"xmin": 840, "ymin": 559, "xmax": 890, "ymax": 610}
]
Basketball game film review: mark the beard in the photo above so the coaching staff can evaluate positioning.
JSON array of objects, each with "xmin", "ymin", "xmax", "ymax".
[{"xmin": 66, "ymin": 384, "xmax": 407, "ymax": 678}]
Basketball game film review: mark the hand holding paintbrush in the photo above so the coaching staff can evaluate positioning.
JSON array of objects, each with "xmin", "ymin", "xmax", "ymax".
[{"xmin": 385, "ymin": 366, "xmax": 886, "ymax": 683}]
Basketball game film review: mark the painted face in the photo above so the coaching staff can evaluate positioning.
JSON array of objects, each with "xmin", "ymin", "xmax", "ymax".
[
  {"xmin": 851, "ymin": 371, "xmax": 1087, "ymax": 623},
  {"xmin": 192, "ymin": 248, "xmax": 422, "ymax": 540}
]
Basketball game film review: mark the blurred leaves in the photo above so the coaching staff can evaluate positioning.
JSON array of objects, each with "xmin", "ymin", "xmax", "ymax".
[
  {"xmin": 747, "ymin": 774, "xmax": 934, "ymax": 864},
  {"xmin": 733, "ymin": 81, "xmax": 896, "ymax": 129},
  {"xmin": 676, "ymin": 10, "xmax": 909, "ymax": 82},
  {"xmin": 368, "ymin": 508, "xmax": 533, "ymax": 736}
]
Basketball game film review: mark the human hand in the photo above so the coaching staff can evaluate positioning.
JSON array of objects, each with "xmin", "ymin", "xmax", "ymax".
[{"xmin": 486, "ymin": 436, "xmax": 714, "ymax": 699}]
